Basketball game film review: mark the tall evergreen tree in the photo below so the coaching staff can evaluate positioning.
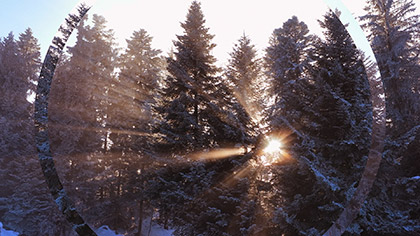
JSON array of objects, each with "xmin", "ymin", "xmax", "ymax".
[
  {"xmin": 303, "ymin": 10, "xmax": 373, "ymax": 234},
  {"xmin": 361, "ymin": 0, "xmax": 420, "ymax": 134},
  {"xmin": 264, "ymin": 16, "xmax": 315, "ymax": 135},
  {"xmin": 226, "ymin": 34, "xmax": 264, "ymax": 128},
  {"xmin": 50, "ymin": 13, "xmax": 120, "ymax": 231},
  {"xmin": 0, "ymin": 32, "xmax": 29, "ymax": 115},
  {"xmin": 156, "ymin": 1, "xmax": 249, "ymax": 152},
  {"xmin": 147, "ymin": 2, "xmax": 257, "ymax": 235},
  {"xmin": 261, "ymin": 13, "xmax": 373, "ymax": 235},
  {"xmin": 115, "ymin": 28, "xmax": 163, "ymax": 152},
  {"xmin": 17, "ymin": 28, "xmax": 40, "ymax": 98},
  {"xmin": 157, "ymin": 0, "xmax": 217, "ymax": 151},
  {"xmin": 0, "ymin": 30, "xmax": 71, "ymax": 235},
  {"xmin": 261, "ymin": 16, "xmax": 313, "ymax": 235},
  {"xmin": 357, "ymin": 1, "xmax": 420, "ymax": 234},
  {"xmin": 101, "ymin": 29, "xmax": 164, "ymax": 234},
  {"xmin": 312, "ymin": 10, "xmax": 371, "ymax": 167},
  {"xmin": 0, "ymin": 31, "xmax": 26, "ymax": 207}
]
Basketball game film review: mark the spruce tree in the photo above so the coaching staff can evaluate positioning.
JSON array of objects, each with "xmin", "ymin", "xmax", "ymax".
[
  {"xmin": 156, "ymin": 0, "xmax": 216, "ymax": 152},
  {"xmin": 17, "ymin": 28, "xmax": 40, "ymax": 97},
  {"xmin": 50, "ymin": 13, "xmax": 120, "ymax": 230},
  {"xmin": 262, "ymin": 16, "xmax": 312, "ymax": 235},
  {"xmin": 0, "ymin": 32, "xmax": 29, "ymax": 115},
  {"xmin": 298, "ymin": 10, "xmax": 373, "ymax": 234},
  {"xmin": 312, "ymin": 10, "xmax": 371, "ymax": 169},
  {"xmin": 358, "ymin": 1, "xmax": 420, "ymax": 234},
  {"xmin": 156, "ymin": 1, "xmax": 249, "ymax": 152},
  {"xmin": 261, "ymin": 14, "xmax": 370, "ymax": 234},
  {"xmin": 105, "ymin": 29, "xmax": 164, "ymax": 234},
  {"xmin": 0, "ymin": 30, "xmax": 71, "ymax": 235},
  {"xmin": 148, "ymin": 2, "xmax": 255, "ymax": 235},
  {"xmin": 226, "ymin": 34, "xmax": 264, "ymax": 128},
  {"xmin": 264, "ymin": 16, "xmax": 315, "ymax": 135},
  {"xmin": 114, "ymin": 28, "xmax": 163, "ymax": 153},
  {"xmin": 361, "ymin": 0, "xmax": 420, "ymax": 134}
]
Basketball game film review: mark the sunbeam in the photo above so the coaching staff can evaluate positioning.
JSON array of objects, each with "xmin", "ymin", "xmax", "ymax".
[
  {"xmin": 256, "ymin": 132, "xmax": 295, "ymax": 166},
  {"xmin": 186, "ymin": 147, "xmax": 247, "ymax": 161},
  {"xmin": 263, "ymin": 138, "xmax": 282, "ymax": 154},
  {"xmin": 49, "ymin": 123, "xmax": 152, "ymax": 138}
]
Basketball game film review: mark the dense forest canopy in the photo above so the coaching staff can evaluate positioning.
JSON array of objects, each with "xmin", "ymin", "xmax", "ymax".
[{"xmin": 1, "ymin": 1, "xmax": 420, "ymax": 235}]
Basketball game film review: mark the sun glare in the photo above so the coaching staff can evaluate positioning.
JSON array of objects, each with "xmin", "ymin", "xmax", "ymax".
[
  {"xmin": 187, "ymin": 147, "xmax": 246, "ymax": 161},
  {"xmin": 263, "ymin": 138, "xmax": 283, "ymax": 154},
  {"xmin": 260, "ymin": 137, "xmax": 293, "ymax": 166}
]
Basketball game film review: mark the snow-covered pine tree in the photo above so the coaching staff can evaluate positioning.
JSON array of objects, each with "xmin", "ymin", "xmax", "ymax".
[
  {"xmin": 261, "ymin": 16, "xmax": 327, "ymax": 235},
  {"xmin": 155, "ymin": 1, "xmax": 249, "ymax": 153},
  {"xmin": 263, "ymin": 13, "xmax": 369, "ymax": 234},
  {"xmin": 312, "ymin": 10, "xmax": 371, "ymax": 174},
  {"xmin": 51, "ymin": 14, "xmax": 117, "ymax": 156},
  {"xmin": 357, "ymin": 1, "xmax": 420, "ymax": 234},
  {"xmin": 113, "ymin": 28, "xmax": 164, "ymax": 158},
  {"xmin": 301, "ymin": 10, "xmax": 373, "ymax": 234},
  {"xmin": 361, "ymin": 0, "xmax": 420, "ymax": 134},
  {"xmin": 50, "ymin": 15, "xmax": 97, "ymax": 210},
  {"xmin": 0, "ymin": 30, "xmax": 71, "ymax": 235},
  {"xmin": 17, "ymin": 28, "xmax": 40, "ymax": 100},
  {"xmin": 0, "ymin": 32, "xmax": 30, "ymax": 115},
  {"xmin": 103, "ymin": 29, "xmax": 164, "ymax": 234},
  {"xmin": 117, "ymin": 29, "xmax": 163, "ymax": 127},
  {"xmin": 225, "ymin": 34, "xmax": 264, "ymax": 127},
  {"xmin": 147, "ymin": 2, "xmax": 256, "ymax": 235},
  {"xmin": 0, "ymin": 31, "xmax": 29, "ymax": 217},
  {"xmin": 49, "ymin": 13, "xmax": 119, "ymax": 231},
  {"xmin": 264, "ymin": 16, "xmax": 316, "ymax": 135},
  {"xmin": 155, "ymin": 1, "xmax": 219, "ymax": 152}
]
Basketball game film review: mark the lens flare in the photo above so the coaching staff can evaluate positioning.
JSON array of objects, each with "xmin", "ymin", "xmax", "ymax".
[
  {"xmin": 260, "ymin": 136, "xmax": 293, "ymax": 166},
  {"xmin": 187, "ymin": 147, "xmax": 246, "ymax": 161},
  {"xmin": 263, "ymin": 138, "xmax": 282, "ymax": 154}
]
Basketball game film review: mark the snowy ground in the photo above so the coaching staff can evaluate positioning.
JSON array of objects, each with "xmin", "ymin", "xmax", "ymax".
[
  {"xmin": 95, "ymin": 225, "xmax": 124, "ymax": 236},
  {"xmin": 0, "ymin": 221, "xmax": 173, "ymax": 236},
  {"xmin": 140, "ymin": 216, "xmax": 175, "ymax": 236},
  {"xmin": 95, "ymin": 220, "xmax": 174, "ymax": 236},
  {"xmin": 0, "ymin": 222, "xmax": 19, "ymax": 236},
  {"xmin": 148, "ymin": 223, "xmax": 174, "ymax": 236}
]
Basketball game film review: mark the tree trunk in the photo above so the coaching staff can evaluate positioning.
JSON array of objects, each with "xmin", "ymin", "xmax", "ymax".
[
  {"xmin": 147, "ymin": 213, "xmax": 153, "ymax": 236},
  {"xmin": 136, "ymin": 198, "xmax": 144, "ymax": 236},
  {"xmin": 193, "ymin": 92, "xmax": 199, "ymax": 126},
  {"xmin": 163, "ymin": 212, "xmax": 169, "ymax": 229}
]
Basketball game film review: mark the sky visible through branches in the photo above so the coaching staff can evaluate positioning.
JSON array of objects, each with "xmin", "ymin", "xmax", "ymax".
[{"xmin": 3, "ymin": 0, "xmax": 418, "ymax": 65}]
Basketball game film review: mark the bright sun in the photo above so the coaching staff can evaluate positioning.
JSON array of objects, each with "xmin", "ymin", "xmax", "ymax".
[
  {"xmin": 263, "ymin": 138, "xmax": 283, "ymax": 154},
  {"xmin": 260, "ymin": 137, "xmax": 290, "ymax": 166}
]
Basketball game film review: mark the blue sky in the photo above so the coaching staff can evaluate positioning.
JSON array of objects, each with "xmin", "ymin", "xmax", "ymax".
[
  {"xmin": 0, "ymin": 0, "xmax": 79, "ymax": 55},
  {"xmin": 1, "ymin": 0, "xmax": 419, "ymax": 65},
  {"xmin": 0, "ymin": 0, "xmax": 327, "ymax": 64}
]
